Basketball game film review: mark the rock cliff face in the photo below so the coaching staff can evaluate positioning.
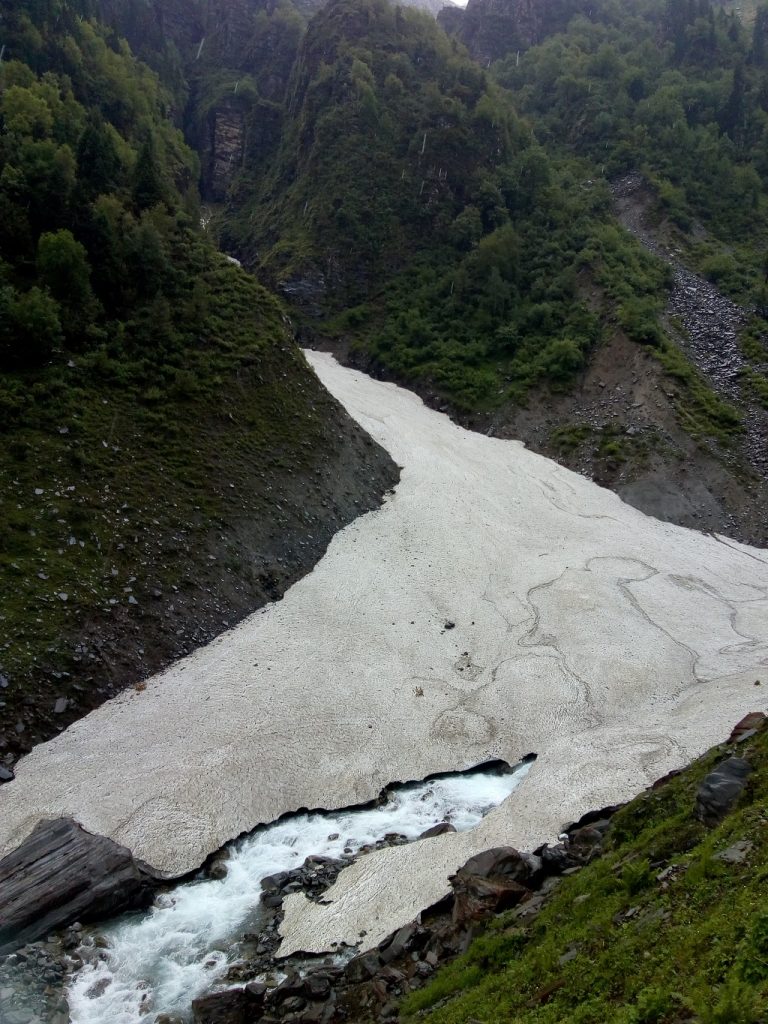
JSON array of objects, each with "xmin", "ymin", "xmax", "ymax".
[
  {"xmin": 99, "ymin": 0, "xmax": 305, "ymax": 197},
  {"xmin": 207, "ymin": 99, "xmax": 247, "ymax": 200},
  {"xmin": 440, "ymin": 0, "xmax": 596, "ymax": 63}
]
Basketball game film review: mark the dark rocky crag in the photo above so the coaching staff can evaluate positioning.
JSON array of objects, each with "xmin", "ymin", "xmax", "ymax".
[
  {"xmin": 438, "ymin": 0, "xmax": 597, "ymax": 63},
  {"xmin": 0, "ymin": 819, "xmax": 160, "ymax": 957}
]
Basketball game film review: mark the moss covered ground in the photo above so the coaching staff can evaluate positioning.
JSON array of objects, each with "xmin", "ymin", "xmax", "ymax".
[
  {"xmin": 404, "ymin": 719, "xmax": 768, "ymax": 1024},
  {"xmin": 0, "ymin": 258, "xmax": 396, "ymax": 762}
]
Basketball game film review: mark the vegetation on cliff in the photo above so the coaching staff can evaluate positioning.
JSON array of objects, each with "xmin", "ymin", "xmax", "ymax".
[
  {"xmin": 220, "ymin": 0, "xmax": 677, "ymax": 410},
  {"xmin": 404, "ymin": 719, "xmax": 768, "ymax": 1024},
  {"xmin": 492, "ymin": 0, "xmax": 768, "ymax": 304},
  {"xmin": 0, "ymin": 0, "xmax": 396, "ymax": 763}
]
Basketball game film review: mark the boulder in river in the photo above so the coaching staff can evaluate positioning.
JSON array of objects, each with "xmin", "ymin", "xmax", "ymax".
[{"xmin": 0, "ymin": 818, "xmax": 158, "ymax": 954}]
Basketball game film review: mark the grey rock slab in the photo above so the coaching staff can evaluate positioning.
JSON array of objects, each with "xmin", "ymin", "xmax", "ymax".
[
  {"xmin": 696, "ymin": 757, "xmax": 753, "ymax": 826},
  {"xmin": 713, "ymin": 839, "xmax": 754, "ymax": 864},
  {"xmin": 0, "ymin": 818, "xmax": 157, "ymax": 954}
]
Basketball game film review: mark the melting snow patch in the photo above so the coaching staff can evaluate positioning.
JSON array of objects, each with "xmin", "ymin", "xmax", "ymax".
[{"xmin": 66, "ymin": 760, "xmax": 530, "ymax": 1024}]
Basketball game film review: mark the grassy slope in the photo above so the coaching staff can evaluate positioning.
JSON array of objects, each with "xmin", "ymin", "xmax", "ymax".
[
  {"xmin": 404, "ymin": 722, "xmax": 768, "ymax": 1024},
  {"xmin": 0, "ymin": 259, "xmax": 396, "ymax": 761}
]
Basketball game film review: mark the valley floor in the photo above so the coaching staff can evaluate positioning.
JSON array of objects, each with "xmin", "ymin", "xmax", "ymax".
[{"xmin": 0, "ymin": 354, "xmax": 766, "ymax": 994}]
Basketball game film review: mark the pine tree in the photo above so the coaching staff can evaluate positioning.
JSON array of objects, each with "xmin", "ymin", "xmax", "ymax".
[
  {"xmin": 131, "ymin": 133, "xmax": 166, "ymax": 211},
  {"xmin": 76, "ymin": 113, "xmax": 121, "ymax": 200}
]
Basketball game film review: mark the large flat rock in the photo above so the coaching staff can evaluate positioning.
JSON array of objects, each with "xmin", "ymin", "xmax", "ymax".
[
  {"xmin": 0, "ymin": 353, "xmax": 767, "ymax": 950},
  {"xmin": 0, "ymin": 818, "xmax": 156, "ymax": 953}
]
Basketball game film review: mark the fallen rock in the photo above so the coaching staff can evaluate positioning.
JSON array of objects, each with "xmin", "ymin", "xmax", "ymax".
[
  {"xmin": 567, "ymin": 825, "xmax": 606, "ymax": 862},
  {"xmin": 451, "ymin": 873, "xmax": 530, "ymax": 926},
  {"xmin": 728, "ymin": 712, "xmax": 767, "ymax": 744},
  {"xmin": 713, "ymin": 839, "xmax": 754, "ymax": 865},
  {"xmin": 419, "ymin": 822, "xmax": 457, "ymax": 839},
  {"xmin": 456, "ymin": 846, "xmax": 536, "ymax": 884},
  {"xmin": 0, "ymin": 818, "xmax": 158, "ymax": 954},
  {"xmin": 379, "ymin": 922, "xmax": 419, "ymax": 963},
  {"xmin": 448, "ymin": 846, "xmax": 539, "ymax": 927},
  {"xmin": 191, "ymin": 985, "xmax": 264, "ymax": 1024},
  {"xmin": 345, "ymin": 951, "xmax": 382, "ymax": 984},
  {"xmin": 536, "ymin": 842, "xmax": 581, "ymax": 874},
  {"xmin": 695, "ymin": 757, "xmax": 752, "ymax": 826}
]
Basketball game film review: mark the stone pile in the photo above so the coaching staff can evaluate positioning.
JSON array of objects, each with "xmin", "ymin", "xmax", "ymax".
[{"xmin": 191, "ymin": 814, "xmax": 617, "ymax": 1024}]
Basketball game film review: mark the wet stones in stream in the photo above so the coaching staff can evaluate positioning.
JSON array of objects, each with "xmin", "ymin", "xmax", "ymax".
[
  {"xmin": 192, "ymin": 820, "xmax": 619, "ymax": 1024},
  {"xmin": 0, "ymin": 934, "xmax": 73, "ymax": 1024},
  {"xmin": 220, "ymin": 836, "xmax": 413, "ymax": 984}
]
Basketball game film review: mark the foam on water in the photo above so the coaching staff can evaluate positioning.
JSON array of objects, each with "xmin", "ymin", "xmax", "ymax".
[{"xmin": 66, "ymin": 762, "xmax": 530, "ymax": 1024}]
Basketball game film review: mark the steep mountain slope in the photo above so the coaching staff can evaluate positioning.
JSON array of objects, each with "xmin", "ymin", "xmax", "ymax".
[
  {"xmin": 223, "ymin": 0, "xmax": 660, "ymax": 408},
  {"xmin": 200, "ymin": 0, "xmax": 768, "ymax": 544},
  {"xmin": 97, "ymin": 0, "xmax": 458, "ymax": 200},
  {"xmin": 406, "ymin": 715, "xmax": 768, "ymax": 1024},
  {"xmin": 0, "ymin": 0, "xmax": 397, "ymax": 769}
]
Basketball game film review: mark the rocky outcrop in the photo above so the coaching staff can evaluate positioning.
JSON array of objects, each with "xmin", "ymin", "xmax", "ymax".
[
  {"xmin": 407, "ymin": 0, "xmax": 458, "ymax": 16},
  {"xmin": 0, "ymin": 819, "xmax": 158, "ymax": 955},
  {"xmin": 98, "ymin": 0, "xmax": 303, "ymax": 197},
  {"xmin": 696, "ymin": 757, "xmax": 753, "ymax": 826},
  {"xmin": 450, "ymin": 846, "xmax": 539, "ymax": 925},
  {"xmin": 441, "ymin": 0, "xmax": 595, "ymax": 64},
  {"xmin": 207, "ymin": 99, "xmax": 246, "ymax": 199},
  {"xmin": 436, "ymin": 3, "xmax": 464, "ymax": 35}
]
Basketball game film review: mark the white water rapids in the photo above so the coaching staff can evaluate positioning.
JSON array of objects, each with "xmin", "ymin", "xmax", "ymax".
[{"xmin": 66, "ymin": 762, "xmax": 529, "ymax": 1024}]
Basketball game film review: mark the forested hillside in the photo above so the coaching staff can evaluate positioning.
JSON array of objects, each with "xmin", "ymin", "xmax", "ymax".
[
  {"xmin": 188, "ymin": 0, "xmax": 768, "ymax": 543},
  {"xmin": 5, "ymin": 0, "xmax": 768, "ymax": 759},
  {"xmin": 0, "ymin": 0, "xmax": 396, "ymax": 769},
  {"xmin": 215, "ymin": 0, "xmax": 768, "ymax": 407},
  {"xmin": 491, "ymin": 0, "xmax": 768, "ymax": 300},
  {"xmin": 224, "ymin": 0, "xmax": 654, "ymax": 410}
]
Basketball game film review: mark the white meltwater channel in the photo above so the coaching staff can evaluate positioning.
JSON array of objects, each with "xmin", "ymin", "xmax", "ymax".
[{"xmin": 66, "ymin": 762, "xmax": 530, "ymax": 1024}]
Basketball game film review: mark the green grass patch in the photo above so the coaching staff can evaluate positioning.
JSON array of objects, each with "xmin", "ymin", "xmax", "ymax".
[
  {"xmin": 655, "ymin": 339, "xmax": 743, "ymax": 442},
  {"xmin": 403, "ymin": 729, "xmax": 768, "ymax": 1024}
]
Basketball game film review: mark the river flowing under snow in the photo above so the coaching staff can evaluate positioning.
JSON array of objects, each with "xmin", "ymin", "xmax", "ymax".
[
  {"xmin": 66, "ymin": 763, "xmax": 529, "ymax": 1024},
  {"xmin": 2, "ymin": 351, "xmax": 768, "ymax": 977}
]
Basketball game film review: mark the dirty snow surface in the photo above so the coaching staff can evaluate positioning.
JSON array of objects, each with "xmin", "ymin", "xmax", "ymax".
[{"xmin": 2, "ymin": 351, "xmax": 768, "ymax": 953}]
